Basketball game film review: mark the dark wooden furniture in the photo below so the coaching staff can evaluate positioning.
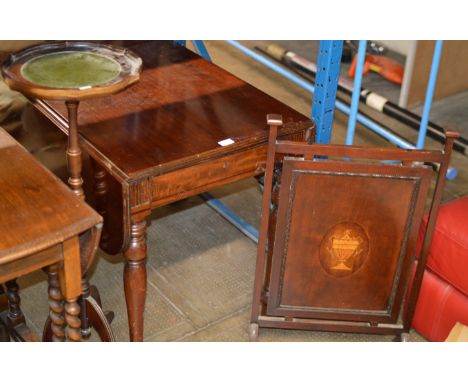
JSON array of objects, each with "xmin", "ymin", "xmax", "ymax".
[
  {"xmin": 2, "ymin": 42, "xmax": 142, "ymax": 341},
  {"xmin": 23, "ymin": 41, "xmax": 314, "ymax": 341},
  {"xmin": 0, "ymin": 127, "xmax": 103, "ymax": 341},
  {"xmin": 250, "ymin": 114, "xmax": 459, "ymax": 341}
]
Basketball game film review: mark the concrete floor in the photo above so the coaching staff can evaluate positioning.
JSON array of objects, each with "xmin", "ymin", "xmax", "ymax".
[{"xmin": 12, "ymin": 41, "xmax": 468, "ymax": 341}]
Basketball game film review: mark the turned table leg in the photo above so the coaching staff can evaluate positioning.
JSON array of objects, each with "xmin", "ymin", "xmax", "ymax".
[
  {"xmin": 123, "ymin": 218, "xmax": 148, "ymax": 342},
  {"xmin": 47, "ymin": 265, "xmax": 66, "ymax": 342},
  {"xmin": 5, "ymin": 280, "xmax": 25, "ymax": 327},
  {"xmin": 2, "ymin": 281, "xmax": 39, "ymax": 342},
  {"xmin": 79, "ymin": 277, "xmax": 92, "ymax": 338},
  {"xmin": 64, "ymin": 298, "xmax": 81, "ymax": 342},
  {"xmin": 60, "ymin": 236, "xmax": 82, "ymax": 342}
]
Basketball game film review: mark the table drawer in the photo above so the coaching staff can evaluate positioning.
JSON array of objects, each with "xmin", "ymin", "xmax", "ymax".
[{"xmin": 151, "ymin": 146, "xmax": 267, "ymax": 208}]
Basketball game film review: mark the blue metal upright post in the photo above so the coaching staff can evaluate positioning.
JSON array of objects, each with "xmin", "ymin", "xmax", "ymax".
[
  {"xmin": 192, "ymin": 40, "xmax": 212, "ymax": 61},
  {"xmin": 346, "ymin": 40, "xmax": 367, "ymax": 145},
  {"xmin": 312, "ymin": 40, "xmax": 343, "ymax": 144},
  {"xmin": 417, "ymin": 40, "xmax": 443, "ymax": 149},
  {"xmin": 174, "ymin": 40, "xmax": 211, "ymax": 61}
]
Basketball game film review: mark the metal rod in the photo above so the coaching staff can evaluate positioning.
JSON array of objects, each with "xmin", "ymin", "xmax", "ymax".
[
  {"xmin": 226, "ymin": 40, "xmax": 316, "ymax": 93},
  {"xmin": 417, "ymin": 40, "xmax": 443, "ymax": 149},
  {"xmin": 200, "ymin": 193, "xmax": 259, "ymax": 243},
  {"xmin": 346, "ymin": 40, "xmax": 367, "ymax": 145},
  {"xmin": 192, "ymin": 40, "xmax": 212, "ymax": 61},
  {"xmin": 343, "ymin": 102, "xmax": 415, "ymax": 149}
]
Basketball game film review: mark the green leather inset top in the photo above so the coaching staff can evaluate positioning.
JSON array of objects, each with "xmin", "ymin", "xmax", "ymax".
[{"xmin": 21, "ymin": 51, "xmax": 121, "ymax": 88}]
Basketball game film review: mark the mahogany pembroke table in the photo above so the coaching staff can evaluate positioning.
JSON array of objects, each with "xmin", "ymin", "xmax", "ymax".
[{"xmin": 23, "ymin": 41, "xmax": 314, "ymax": 341}]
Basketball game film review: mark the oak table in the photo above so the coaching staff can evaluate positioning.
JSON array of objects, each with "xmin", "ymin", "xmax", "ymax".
[
  {"xmin": 26, "ymin": 41, "xmax": 314, "ymax": 341},
  {"xmin": 0, "ymin": 128, "xmax": 102, "ymax": 341}
]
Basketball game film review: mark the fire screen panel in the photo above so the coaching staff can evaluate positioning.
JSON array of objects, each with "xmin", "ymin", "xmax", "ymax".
[{"xmin": 266, "ymin": 159, "xmax": 432, "ymax": 323}]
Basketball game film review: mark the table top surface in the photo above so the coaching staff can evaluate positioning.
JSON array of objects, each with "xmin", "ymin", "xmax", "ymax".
[
  {"xmin": 42, "ymin": 41, "xmax": 312, "ymax": 181},
  {"xmin": 0, "ymin": 128, "xmax": 101, "ymax": 263},
  {"xmin": 2, "ymin": 41, "xmax": 142, "ymax": 101}
]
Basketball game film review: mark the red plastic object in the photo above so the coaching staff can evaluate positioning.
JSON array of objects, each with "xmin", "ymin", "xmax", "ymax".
[
  {"xmin": 348, "ymin": 54, "xmax": 404, "ymax": 85},
  {"xmin": 412, "ymin": 268, "xmax": 468, "ymax": 341},
  {"xmin": 419, "ymin": 197, "xmax": 468, "ymax": 295},
  {"xmin": 411, "ymin": 196, "xmax": 468, "ymax": 341}
]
